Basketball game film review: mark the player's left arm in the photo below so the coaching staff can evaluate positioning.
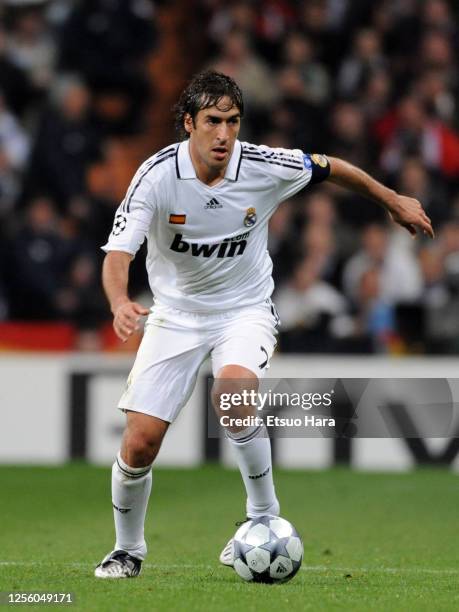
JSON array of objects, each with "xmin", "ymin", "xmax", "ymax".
[{"xmin": 325, "ymin": 156, "xmax": 434, "ymax": 238}]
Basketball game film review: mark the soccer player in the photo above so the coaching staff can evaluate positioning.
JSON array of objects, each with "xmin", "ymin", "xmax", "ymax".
[{"xmin": 94, "ymin": 70, "xmax": 433, "ymax": 578}]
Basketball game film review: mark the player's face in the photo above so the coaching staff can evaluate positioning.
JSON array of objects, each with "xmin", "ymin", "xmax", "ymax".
[{"xmin": 185, "ymin": 96, "xmax": 241, "ymax": 172}]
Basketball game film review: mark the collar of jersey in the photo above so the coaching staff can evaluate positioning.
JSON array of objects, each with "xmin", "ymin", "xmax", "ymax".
[{"xmin": 177, "ymin": 139, "xmax": 242, "ymax": 182}]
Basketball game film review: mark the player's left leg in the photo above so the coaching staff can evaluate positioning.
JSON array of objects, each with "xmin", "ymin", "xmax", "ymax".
[
  {"xmin": 212, "ymin": 365, "xmax": 280, "ymax": 520},
  {"xmin": 210, "ymin": 300, "xmax": 280, "ymax": 565}
]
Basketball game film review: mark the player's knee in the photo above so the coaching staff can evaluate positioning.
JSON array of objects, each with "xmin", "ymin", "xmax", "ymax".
[
  {"xmin": 212, "ymin": 380, "xmax": 239, "ymax": 413},
  {"xmin": 121, "ymin": 412, "xmax": 168, "ymax": 466},
  {"xmin": 211, "ymin": 376, "xmax": 257, "ymax": 416},
  {"xmin": 123, "ymin": 429, "xmax": 163, "ymax": 466}
]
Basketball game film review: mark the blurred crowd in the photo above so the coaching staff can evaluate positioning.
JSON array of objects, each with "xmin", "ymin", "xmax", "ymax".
[
  {"xmin": 0, "ymin": 0, "xmax": 157, "ymax": 341},
  {"xmin": 1, "ymin": 0, "xmax": 459, "ymax": 354},
  {"xmin": 203, "ymin": 0, "xmax": 459, "ymax": 354}
]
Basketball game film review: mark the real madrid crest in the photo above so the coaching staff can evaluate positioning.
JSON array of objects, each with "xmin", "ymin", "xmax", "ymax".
[{"xmin": 244, "ymin": 207, "xmax": 257, "ymax": 227}]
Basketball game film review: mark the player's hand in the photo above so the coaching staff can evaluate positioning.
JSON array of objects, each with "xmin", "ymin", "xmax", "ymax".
[
  {"xmin": 113, "ymin": 300, "xmax": 150, "ymax": 342},
  {"xmin": 388, "ymin": 195, "xmax": 434, "ymax": 238}
]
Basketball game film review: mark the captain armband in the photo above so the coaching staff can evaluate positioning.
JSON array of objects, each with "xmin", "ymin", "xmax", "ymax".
[{"xmin": 302, "ymin": 153, "xmax": 331, "ymax": 184}]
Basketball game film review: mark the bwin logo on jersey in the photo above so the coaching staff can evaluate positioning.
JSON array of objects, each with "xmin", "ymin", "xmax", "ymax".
[
  {"xmin": 170, "ymin": 233, "xmax": 247, "ymax": 258},
  {"xmin": 244, "ymin": 207, "xmax": 257, "ymax": 227}
]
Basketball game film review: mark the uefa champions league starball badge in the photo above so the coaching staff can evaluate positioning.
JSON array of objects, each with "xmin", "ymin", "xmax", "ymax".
[
  {"xmin": 112, "ymin": 213, "xmax": 127, "ymax": 236},
  {"xmin": 244, "ymin": 207, "xmax": 257, "ymax": 227}
]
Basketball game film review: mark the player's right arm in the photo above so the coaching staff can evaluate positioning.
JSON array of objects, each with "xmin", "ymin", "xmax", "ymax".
[
  {"xmin": 101, "ymin": 154, "xmax": 161, "ymax": 341},
  {"xmin": 102, "ymin": 251, "xmax": 149, "ymax": 342}
]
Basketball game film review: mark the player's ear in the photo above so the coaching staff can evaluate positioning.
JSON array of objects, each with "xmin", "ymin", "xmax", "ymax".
[{"xmin": 184, "ymin": 113, "xmax": 193, "ymax": 135}]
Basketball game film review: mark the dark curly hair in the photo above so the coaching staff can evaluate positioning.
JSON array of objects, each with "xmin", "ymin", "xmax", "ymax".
[{"xmin": 173, "ymin": 70, "xmax": 244, "ymax": 140}]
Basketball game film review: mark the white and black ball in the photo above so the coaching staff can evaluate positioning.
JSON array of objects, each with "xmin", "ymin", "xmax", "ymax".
[{"xmin": 232, "ymin": 515, "xmax": 303, "ymax": 584}]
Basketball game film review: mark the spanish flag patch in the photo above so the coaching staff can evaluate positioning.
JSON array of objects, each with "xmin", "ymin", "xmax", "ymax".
[{"xmin": 169, "ymin": 214, "xmax": 186, "ymax": 224}]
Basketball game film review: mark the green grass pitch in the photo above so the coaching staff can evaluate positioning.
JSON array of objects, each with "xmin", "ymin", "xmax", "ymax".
[{"xmin": 0, "ymin": 464, "xmax": 458, "ymax": 611}]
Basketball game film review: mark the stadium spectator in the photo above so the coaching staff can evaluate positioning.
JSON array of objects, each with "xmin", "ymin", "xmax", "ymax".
[
  {"xmin": 396, "ymin": 157, "xmax": 450, "ymax": 228},
  {"xmin": 0, "ymin": 92, "xmax": 29, "ymax": 218},
  {"xmin": 418, "ymin": 30, "xmax": 455, "ymax": 76},
  {"xmin": 54, "ymin": 252, "xmax": 106, "ymax": 330},
  {"xmin": 280, "ymin": 31, "xmax": 330, "ymax": 105},
  {"xmin": 0, "ymin": 24, "xmax": 40, "ymax": 118},
  {"xmin": 298, "ymin": 0, "xmax": 343, "ymax": 69},
  {"xmin": 303, "ymin": 191, "xmax": 336, "ymax": 227},
  {"xmin": 439, "ymin": 220, "xmax": 459, "ymax": 286},
  {"xmin": 5, "ymin": 5, "xmax": 56, "ymax": 92},
  {"xmin": 370, "ymin": 0, "xmax": 420, "ymax": 76},
  {"xmin": 58, "ymin": 0, "xmax": 156, "ymax": 79},
  {"xmin": 24, "ymin": 76, "xmax": 100, "ymax": 206},
  {"xmin": 0, "ymin": 147, "xmax": 20, "ymax": 220},
  {"xmin": 210, "ymin": 29, "xmax": 278, "ymax": 112},
  {"xmin": 342, "ymin": 223, "xmax": 423, "ymax": 306},
  {"xmin": 253, "ymin": 0, "xmax": 297, "ymax": 63},
  {"xmin": 415, "ymin": 69, "xmax": 456, "ymax": 124},
  {"xmin": 337, "ymin": 28, "xmax": 386, "ymax": 98},
  {"xmin": 0, "ymin": 92, "xmax": 29, "ymax": 171},
  {"xmin": 419, "ymin": 245, "xmax": 449, "ymax": 309},
  {"xmin": 422, "ymin": 220, "xmax": 459, "ymax": 351},
  {"xmin": 300, "ymin": 222, "xmax": 342, "ymax": 289},
  {"xmin": 7, "ymin": 196, "xmax": 75, "ymax": 319},
  {"xmin": 58, "ymin": 0, "xmax": 155, "ymax": 134},
  {"xmin": 353, "ymin": 266, "xmax": 396, "ymax": 353},
  {"xmin": 329, "ymin": 101, "xmax": 374, "ymax": 170},
  {"xmin": 267, "ymin": 200, "xmax": 295, "ymax": 284},
  {"xmin": 207, "ymin": 1, "xmax": 257, "ymax": 45},
  {"xmin": 275, "ymin": 256, "xmax": 349, "ymax": 352},
  {"xmin": 421, "ymin": 0, "xmax": 455, "ymax": 31},
  {"xmin": 357, "ymin": 68, "xmax": 392, "ymax": 123},
  {"xmin": 377, "ymin": 95, "xmax": 459, "ymax": 180}
]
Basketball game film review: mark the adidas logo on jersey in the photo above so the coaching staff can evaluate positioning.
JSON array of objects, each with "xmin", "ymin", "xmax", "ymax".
[
  {"xmin": 170, "ymin": 233, "xmax": 247, "ymax": 258},
  {"xmin": 204, "ymin": 198, "xmax": 223, "ymax": 209}
]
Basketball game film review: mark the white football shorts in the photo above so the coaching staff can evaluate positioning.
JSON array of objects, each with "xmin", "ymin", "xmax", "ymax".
[{"xmin": 118, "ymin": 299, "xmax": 280, "ymax": 422}]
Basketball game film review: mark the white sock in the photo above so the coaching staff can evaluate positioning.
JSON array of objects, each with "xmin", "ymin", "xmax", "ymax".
[
  {"xmin": 227, "ymin": 424, "xmax": 280, "ymax": 519},
  {"xmin": 111, "ymin": 452, "xmax": 152, "ymax": 560}
]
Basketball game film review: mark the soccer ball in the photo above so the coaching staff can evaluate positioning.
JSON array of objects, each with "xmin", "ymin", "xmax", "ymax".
[{"xmin": 232, "ymin": 515, "xmax": 303, "ymax": 584}]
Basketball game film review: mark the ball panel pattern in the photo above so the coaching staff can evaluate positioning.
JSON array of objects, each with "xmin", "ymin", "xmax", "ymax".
[
  {"xmin": 286, "ymin": 536, "xmax": 303, "ymax": 562},
  {"xmin": 245, "ymin": 523, "xmax": 270, "ymax": 546},
  {"xmin": 269, "ymin": 555, "xmax": 293, "ymax": 580},
  {"xmin": 232, "ymin": 515, "xmax": 303, "ymax": 584},
  {"xmin": 245, "ymin": 547, "xmax": 271, "ymax": 573},
  {"xmin": 269, "ymin": 517, "xmax": 293, "ymax": 539},
  {"xmin": 234, "ymin": 558, "xmax": 253, "ymax": 581}
]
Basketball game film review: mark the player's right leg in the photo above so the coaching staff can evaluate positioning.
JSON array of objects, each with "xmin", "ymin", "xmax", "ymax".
[
  {"xmin": 95, "ymin": 308, "xmax": 209, "ymax": 578},
  {"xmin": 95, "ymin": 412, "xmax": 168, "ymax": 579}
]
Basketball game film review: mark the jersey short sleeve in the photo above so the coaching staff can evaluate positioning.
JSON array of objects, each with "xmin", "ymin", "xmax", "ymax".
[
  {"xmin": 275, "ymin": 149, "xmax": 331, "ymax": 201},
  {"xmin": 242, "ymin": 144, "xmax": 330, "ymax": 202},
  {"xmin": 101, "ymin": 158, "xmax": 158, "ymax": 256}
]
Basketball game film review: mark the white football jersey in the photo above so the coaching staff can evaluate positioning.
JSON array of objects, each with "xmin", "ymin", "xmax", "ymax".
[{"xmin": 102, "ymin": 139, "xmax": 326, "ymax": 312}]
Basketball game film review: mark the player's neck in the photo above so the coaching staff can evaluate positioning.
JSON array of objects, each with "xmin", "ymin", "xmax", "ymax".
[{"xmin": 189, "ymin": 141, "xmax": 226, "ymax": 187}]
